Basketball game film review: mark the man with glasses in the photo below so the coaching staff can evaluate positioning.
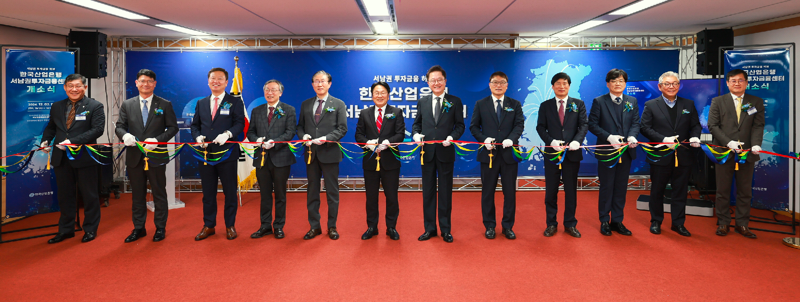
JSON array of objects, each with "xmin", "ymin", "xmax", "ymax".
[
  {"xmin": 247, "ymin": 80, "xmax": 296, "ymax": 240},
  {"xmin": 588, "ymin": 69, "xmax": 640, "ymax": 236},
  {"xmin": 469, "ymin": 71, "xmax": 524, "ymax": 240},
  {"xmin": 412, "ymin": 65, "xmax": 465, "ymax": 243},
  {"xmin": 190, "ymin": 67, "xmax": 246, "ymax": 241},
  {"xmin": 115, "ymin": 69, "xmax": 178, "ymax": 242},
  {"xmin": 639, "ymin": 71, "xmax": 701, "ymax": 237},
  {"xmin": 708, "ymin": 69, "xmax": 764, "ymax": 239},
  {"xmin": 40, "ymin": 73, "xmax": 105, "ymax": 243},
  {"xmin": 297, "ymin": 71, "xmax": 348, "ymax": 240}
]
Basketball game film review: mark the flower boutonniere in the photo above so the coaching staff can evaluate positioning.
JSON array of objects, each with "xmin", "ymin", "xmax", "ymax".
[
  {"xmin": 568, "ymin": 103, "xmax": 578, "ymax": 112},
  {"xmin": 442, "ymin": 99, "xmax": 453, "ymax": 113},
  {"xmin": 274, "ymin": 106, "xmax": 286, "ymax": 119},
  {"xmin": 385, "ymin": 113, "xmax": 397, "ymax": 120},
  {"xmin": 154, "ymin": 108, "xmax": 164, "ymax": 116},
  {"xmin": 220, "ymin": 102, "xmax": 232, "ymax": 110},
  {"xmin": 325, "ymin": 106, "xmax": 336, "ymax": 112},
  {"xmin": 623, "ymin": 101, "xmax": 633, "ymax": 112},
  {"xmin": 504, "ymin": 107, "xmax": 514, "ymax": 112},
  {"xmin": 741, "ymin": 103, "xmax": 752, "ymax": 112},
  {"xmin": 682, "ymin": 109, "xmax": 690, "ymax": 115}
]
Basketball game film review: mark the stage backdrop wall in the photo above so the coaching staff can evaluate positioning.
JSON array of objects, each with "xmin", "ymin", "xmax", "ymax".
[{"xmin": 125, "ymin": 50, "xmax": 679, "ymax": 179}]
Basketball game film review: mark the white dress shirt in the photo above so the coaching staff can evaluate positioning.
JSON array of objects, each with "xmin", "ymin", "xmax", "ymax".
[
  {"xmin": 491, "ymin": 95, "xmax": 505, "ymax": 114},
  {"xmin": 210, "ymin": 92, "xmax": 225, "ymax": 113},
  {"xmin": 431, "ymin": 92, "xmax": 446, "ymax": 113},
  {"xmin": 139, "ymin": 94, "xmax": 153, "ymax": 112}
]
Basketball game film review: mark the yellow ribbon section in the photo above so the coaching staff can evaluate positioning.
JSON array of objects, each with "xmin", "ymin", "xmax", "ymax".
[
  {"xmin": 47, "ymin": 152, "xmax": 51, "ymax": 170},
  {"xmin": 488, "ymin": 149, "xmax": 493, "ymax": 169},
  {"xmin": 261, "ymin": 149, "xmax": 266, "ymax": 167},
  {"xmin": 376, "ymin": 152, "xmax": 381, "ymax": 172}
]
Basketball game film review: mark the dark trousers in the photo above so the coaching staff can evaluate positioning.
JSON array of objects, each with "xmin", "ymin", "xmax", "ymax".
[
  {"xmin": 649, "ymin": 164, "xmax": 690, "ymax": 226},
  {"xmin": 422, "ymin": 159, "xmax": 454, "ymax": 233},
  {"xmin": 364, "ymin": 167, "xmax": 400, "ymax": 228},
  {"xmin": 127, "ymin": 160, "xmax": 168, "ymax": 229},
  {"xmin": 715, "ymin": 159, "xmax": 754, "ymax": 227},
  {"xmin": 597, "ymin": 156, "xmax": 632, "ymax": 223},
  {"xmin": 255, "ymin": 160, "xmax": 290, "ymax": 229},
  {"xmin": 480, "ymin": 161, "xmax": 517, "ymax": 229},
  {"xmin": 199, "ymin": 160, "xmax": 238, "ymax": 228},
  {"xmin": 544, "ymin": 159, "xmax": 579, "ymax": 228},
  {"xmin": 306, "ymin": 158, "xmax": 340, "ymax": 229},
  {"xmin": 54, "ymin": 163, "xmax": 100, "ymax": 234}
]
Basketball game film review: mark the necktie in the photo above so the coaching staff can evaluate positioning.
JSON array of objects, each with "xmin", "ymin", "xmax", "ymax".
[
  {"xmin": 268, "ymin": 106, "xmax": 274, "ymax": 124},
  {"xmin": 211, "ymin": 97, "xmax": 219, "ymax": 120},
  {"xmin": 735, "ymin": 97, "xmax": 742, "ymax": 123},
  {"xmin": 614, "ymin": 96, "xmax": 622, "ymax": 105},
  {"xmin": 66, "ymin": 101, "xmax": 77, "ymax": 129},
  {"xmin": 142, "ymin": 99, "xmax": 149, "ymax": 127},
  {"xmin": 558, "ymin": 100, "xmax": 565, "ymax": 126},
  {"xmin": 315, "ymin": 99, "xmax": 324, "ymax": 123},
  {"xmin": 434, "ymin": 97, "xmax": 441, "ymax": 123},
  {"xmin": 495, "ymin": 100, "xmax": 502, "ymax": 123},
  {"xmin": 376, "ymin": 108, "xmax": 383, "ymax": 132}
]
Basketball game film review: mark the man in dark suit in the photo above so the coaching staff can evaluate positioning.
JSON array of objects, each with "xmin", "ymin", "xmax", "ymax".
[
  {"xmin": 708, "ymin": 69, "xmax": 765, "ymax": 239},
  {"xmin": 190, "ymin": 67, "xmax": 245, "ymax": 241},
  {"xmin": 639, "ymin": 71, "xmax": 701, "ymax": 237},
  {"xmin": 412, "ymin": 65, "xmax": 465, "ymax": 243},
  {"xmin": 40, "ymin": 74, "xmax": 105, "ymax": 243},
  {"xmin": 355, "ymin": 82, "xmax": 406, "ymax": 240},
  {"xmin": 296, "ymin": 70, "xmax": 348, "ymax": 240},
  {"xmin": 114, "ymin": 69, "xmax": 178, "ymax": 243},
  {"xmin": 246, "ymin": 79, "xmax": 296, "ymax": 240},
  {"xmin": 536, "ymin": 72, "xmax": 588, "ymax": 238},
  {"xmin": 588, "ymin": 69, "xmax": 640, "ymax": 236},
  {"xmin": 469, "ymin": 71, "xmax": 524, "ymax": 240}
]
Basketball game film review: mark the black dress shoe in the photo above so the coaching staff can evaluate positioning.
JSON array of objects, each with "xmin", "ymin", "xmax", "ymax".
[
  {"xmin": 566, "ymin": 227, "xmax": 582, "ymax": 238},
  {"xmin": 442, "ymin": 232, "xmax": 454, "ymax": 243},
  {"xmin": 610, "ymin": 222, "xmax": 632, "ymax": 236},
  {"xmin": 485, "ymin": 227, "xmax": 496, "ymax": 239},
  {"xmin": 600, "ymin": 222, "xmax": 612, "ymax": 236},
  {"xmin": 418, "ymin": 231, "xmax": 437, "ymax": 241},
  {"xmin": 543, "ymin": 226, "xmax": 557, "ymax": 237},
  {"xmin": 274, "ymin": 228, "xmax": 285, "ymax": 239},
  {"xmin": 671, "ymin": 225, "xmax": 691, "ymax": 237},
  {"xmin": 81, "ymin": 232, "xmax": 97, "ymax": 243},
  {"xmin": 386, "ymin": 228, "xmax": 400, "ymax": 240},
  {"xmin": 250, "ymin": 227, "xmax": 274, "ymax": 239},
  {"xmin": 650, "ymin": 221, "xmax": 661, "ymax": 235},
  {"xmin": 361, "ymin": 227, "xmax": 378, "ymax": 240},
  {"xmin": 153, "ymin": 229, "xmax": 166, "ymax": 242},
  {"xmin": 47, "ymin": 232, "xmax": 75, "ymax": 244},
  {"xmin": 125, "ymin": 228, "xmax": 147, "ymax": 243},
  {"xmin": 303, "ymin": 228, "xmax": 322, "ymax": 240},
  {"xmin": 328, "ymin": 227, "xmax": 340, "ymax": 240},
  {"xmin": 502, "ymin": 228, "xmax": 516, "ymax": 240}
]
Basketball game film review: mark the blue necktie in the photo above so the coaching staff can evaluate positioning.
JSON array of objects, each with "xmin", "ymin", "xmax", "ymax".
[
  {"xmin": 142, "ymin": 99, "xmax": 149, "ymax": 127},
  {"xmin": 495, "ymin": 100, "xmax": 502, "ymax": 123}
]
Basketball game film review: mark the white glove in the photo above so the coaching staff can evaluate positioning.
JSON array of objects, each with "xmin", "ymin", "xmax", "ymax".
[
  {"xmin": 196, "ymin": 135, "xmax": 207, "ymax": 148},
  {"xmin": 40, "ymin": 141, "xmax": 51, "ymax": 153},
  {"xmin": 689, "ymin": 137, "xmax": 701, "ymax": 148},
  {"xmin": 213, "ymin": 132, "xmax": 230, "ymax": 146},
  {"xmin": 550, "ymin": 139, "xmax": 566, "ymax": 152},
  {"xmin": 658, "ymin": 135, "xmax": 679, "ymax": 148},
  {"xmin": 265, "ymin": 139, "xmax": 275, "ymax": 150},
  {"xmin": 413, "ymin": 133, "xmax": 425, "ymax": 143},
  {"xmin": 303, "ymin": 134, "xmax": 313, "ymax": 146},
  {"xmin": 751, "ymin": 145, "xmax": 762, "ymax": 155},
  {"xmin": 484, "ymin": 137, "xmax": 495, "ymax": 150},
  {"xmin": 627, "ymin": 136, "xmax": 638, "ymax": 148},
  {"xmin": 312, "ymin": 136, "xmax": 326, "ymax": 145},
  {"xmin": 365, "ymin": 139, "xmax": 378, "ymax": 151},
  {"xmin": 607, "ymin": 135, "xmax": 624, "ymax": 149},
  {"xmin": 502, "ymin": 139, "xmax": 513, "ymax": 148},
  {"xmin": 143, "ymin": 138, "xmax": 158, "ymax": 151},
  {"xmin": 568, "ymin": 141, "xmax": 581, "ymax": 151},
  {"xmin": 442, "ymin": 136, "xmax": 453, "ymax": 147},
  {"xmin": 56, "ymin": 139, "xmax": 70, "ymax": 151},
  {"xmin": 727, "ymin": 141, "xmax": 743, "ymax": 153},
  {"xmin": 377, "ymin": 139, "xmax": 390, "ymax": 152},
  {"xmin": 122, "ymin": 133, "xmax": 137, "ymax": 147}
]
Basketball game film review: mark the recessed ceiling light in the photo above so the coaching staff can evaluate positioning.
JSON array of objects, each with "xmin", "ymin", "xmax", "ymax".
[
  {"xmin": 372, "ymin": 22, "xmax": 394, "ymax": 35},
  {"xmin": 155, "ymin": 24, "xmax": 209, "ymax": 36},
  {"xmin": 609, "ymin": 0, "xmax": 669, "ymax": 16},
  {"xmin": 63, "ymin": 0, "xmax": 149, "ymax": 20},
  {"xmin": 363, "ymin": 0, "xmax": 390, "ymax": 16},
  {"xmin": 563, "ymin": 20, "xmax": 608, "ymax": 34}
]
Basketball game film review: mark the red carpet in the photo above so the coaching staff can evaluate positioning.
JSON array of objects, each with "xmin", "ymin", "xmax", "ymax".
[{"xmin": 1, "ymin": 190, "xmax": 797, "ymax": 301}]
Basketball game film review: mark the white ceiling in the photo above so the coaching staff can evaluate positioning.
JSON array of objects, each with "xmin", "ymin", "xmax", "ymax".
[{"xmin": 1, "ymin": 0, "xmax": 799, "ymax": 37}]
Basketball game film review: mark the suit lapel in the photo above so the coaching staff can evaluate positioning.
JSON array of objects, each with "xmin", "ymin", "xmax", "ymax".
[
  {"xmin": 673, "ymin": 98, "xmax": 684, "ymax": 130},
  {"xmin": 605, "ymin": 95, "xmax": 622, "ymax": 129},
  {"xmin": 655, "ymin": 97, "xmax": 673, "ymax": 129},
  {"xmin": 143, "ymin": 97, "xmax": 159, "ymax": 130},
  {"xmin": 365, "ymin": 107, "xmax": 377, "ymax": 135},
  {"xmin": 498, "ymin": 98, "xmax": 509, "ymax": 125},
  {"xmin": 738, "ymin": 94, "xmax": 750, "ymax": 128},
  {"xmin": 424, "ymin": 96, "xmax": 436, "ymax": 124},
  {"xmin": 58, "ymin": 100, "xmax": 68, "ymax": 131}
]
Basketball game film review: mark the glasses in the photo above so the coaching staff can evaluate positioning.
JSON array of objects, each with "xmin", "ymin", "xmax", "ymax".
[
  {"xmin": 609, "ymin": 80, "xmax": 626, "ymax": 84},
  {"xmin": 373, "ymin": 91, "xmax": 388, "ymax": 96},
  {"xmin": 660, "ymin": 82, "xmax": 679, "ymax": 87},
  {"xmin": 429, "ymin": 78, "xmax": 445, "ymax": 84},
  {"xmin": 65, "ymin": 85, "xmax": 84, "ymax": 89},
  {"xmin": 137, "ymin": 80, "xmax": 154, "ymax": 85},
  {"xmin": 490, "ymin": 81, "xmax": 508, "ymax": 86},
  {"xmin": 264, "ymin": 88, "xmax": 281, "ymax": 93},
  {"xmin": 313, "ymin": 80, "xmax": 329, "ymax": 84},
  {"xmin": 728, "ymin": 79, "xmax": 747, "ymax": 84}
]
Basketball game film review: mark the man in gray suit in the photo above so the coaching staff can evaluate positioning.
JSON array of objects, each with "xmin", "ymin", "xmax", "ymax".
[
  {"xmin": 297, "ymin": 70, "xmax": 348, "ymax": 240},
  {"xmin": 708, "ymin": 69, "xmax": 765, "ymax": 239},
  {"xmin": 247, "ymin": 79, "xmax": 296, "ymax": 240},
  {"xmin": 115, "ymin": 69, "xmax": 179, "ymax": 243}
]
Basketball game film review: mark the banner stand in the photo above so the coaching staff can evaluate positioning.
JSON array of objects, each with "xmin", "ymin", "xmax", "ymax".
[{"xmin": 718, "ymin": 43, "xmax": 798, "ymax": 236}]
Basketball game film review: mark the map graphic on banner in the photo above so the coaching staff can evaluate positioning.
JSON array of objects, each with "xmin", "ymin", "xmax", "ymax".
[{"xmin": 3, "ymin": 49, "xmax": 74, "ymax": 218}]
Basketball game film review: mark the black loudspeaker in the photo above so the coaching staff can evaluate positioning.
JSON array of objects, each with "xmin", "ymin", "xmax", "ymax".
[
  {"xmin": 689, "ymin": 147, "xmax": 715, "ymax": 194},
  {"xmin": 68, "ymin": 31, "xmax": 107, "ymax": 55},
  {"xmin": 696, "ymin": 29, "xmax": 733, "ymax": 76},
  {"xmin": 79, "ymin": 54, "xmax": 107, "ymax": 78}
]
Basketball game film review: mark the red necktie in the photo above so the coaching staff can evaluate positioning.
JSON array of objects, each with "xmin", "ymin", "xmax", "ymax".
[
  {"xmin": 268, "ymin": 106, "xmax": 274, "ymax": 124},
  {"xmin": 558, "ymin": 100, "xmax": 565, "ymax": 126},
  {"xmin": 314, "ymin": 99, "xmax": 324, "ymax": 123},
  {"xmin": 211, "ymin": 97, "xmax": 219, "ymax": 120},
  {"xmin": 376, "ymin": 108, "xmax": 383, "ymax": 132}
]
